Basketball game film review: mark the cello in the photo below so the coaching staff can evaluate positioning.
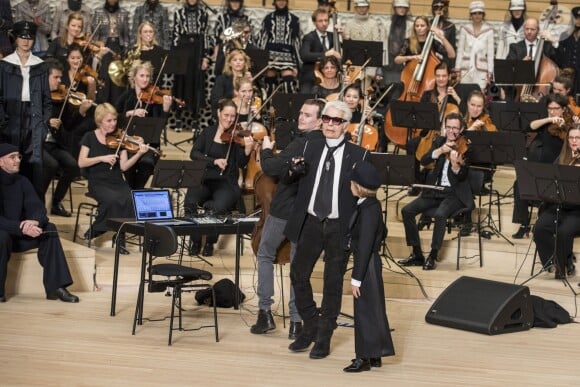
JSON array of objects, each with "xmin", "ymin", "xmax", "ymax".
[
  {"xmin": 519, "ymin": 0, "xmax": 561, "ymax": 102},
  {"xmin": 250, "ymin": 107, "xmax": 291, "ymax": 264},
  {"xmin": 384, "ymin": 15, "xmax": 441, "ymax": 148}
]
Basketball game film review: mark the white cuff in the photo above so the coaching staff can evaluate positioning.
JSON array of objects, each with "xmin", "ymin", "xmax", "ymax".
[{"xmin": 351, "ymin": 278, "xmax": 361, "ymax": 287}]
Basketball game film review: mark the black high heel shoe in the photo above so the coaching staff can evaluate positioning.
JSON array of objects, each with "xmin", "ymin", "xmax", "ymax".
[{"xmin": 512, "ymin": 225, "xmax": 531, "ymax": 239}]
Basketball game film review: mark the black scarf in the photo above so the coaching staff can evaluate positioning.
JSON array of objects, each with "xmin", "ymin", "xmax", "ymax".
[
  {"xmin": 389, "ymin": 15, "xmax": 407, "ymax": 56},
  {"xmin": 68, "ymin": 0, "xmax": 82, "ymax": 12},
  {"xmin": 511, "ymin": 17, "xmax": 524, "ymax": 32},
  {"xmin": 273, "ymin": 7, "xmax": 289, "ymax": 16},
  {"xmin": 185, "ymin": 2, "xmax": 199, "ymax": 13}
]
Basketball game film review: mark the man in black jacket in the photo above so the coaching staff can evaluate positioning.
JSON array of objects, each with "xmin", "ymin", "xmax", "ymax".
[
  {"xmin": 251, "ymin": 99, "xmax": 325, "ymax": 339},
  {"xmin": 284, "ymin": 100, "xmax": 367, "ymax": 359},
  {"xmin": 399, "ymin": 112, "xmax": 473, "ymax": 271},
  {"xmin": 0, "ymin": 142, "xmax": 78, "ymax": 303},
  {"xmin": 506, "ymin": 17, "xmax": 559, "ymax": 62}
]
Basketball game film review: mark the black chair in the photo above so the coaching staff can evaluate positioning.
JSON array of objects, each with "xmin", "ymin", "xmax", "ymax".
[
  {"xmin": 421, "ymin": 170, "xmax": 485, "ymax": 270},
  {"xmin": 72, "ymin": 192, "xmax": 98, "ymax": 247},
  {"xmin": 133, "ymin": 222, "xmax": 219, "ymax": 345}
]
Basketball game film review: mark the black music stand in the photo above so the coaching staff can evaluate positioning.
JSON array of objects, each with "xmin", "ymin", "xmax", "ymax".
[
  {"xmin": 271, "ymin": 93, "xmax": 315, "ymax": 120},
  {"xmin": 515, "ymin": 160, "xmax": 580, "ymax": 295},
  {"xmin": 488, "ymin": 102, "xmax": 545, "ymax": 132},
  {"xmin": 126, "ymin": 117, "xmax": 166, "ymax": 145},
  {"xmin": 369, "ymin": 153, "xmax": 428, "ymax": 298},
  {"xmin": 493, "ymin": 59, "xmax": 536, "ymax": 101},
  {"xmin": 342, "ymin": 40, "xmax": 383, "ymax": 90},
  {"xmin": 390, "ymin": 101, "xmax": 440, "ymax": 145},
  {"xmin": 245, "ymin": 48, "xmax": 269, "ymax": 75},
  {"xmin": 464, "ymin": 131, "xmax": 526, "ymax": 245},
  {"xmin": 152, "ymin": 160, "xmax": 206, "ymax": 217}
]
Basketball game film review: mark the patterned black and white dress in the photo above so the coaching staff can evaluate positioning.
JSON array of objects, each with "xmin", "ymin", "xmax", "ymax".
[{"xmin": 258, "ymin": 8, "xmax": 301, "ymax": 71}]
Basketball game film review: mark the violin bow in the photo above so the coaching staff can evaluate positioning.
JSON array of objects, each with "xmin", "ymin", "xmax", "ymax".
[
  {"xmin": 221, "ymin": 97, "xmax": 246, "ymax": 176},
  {"xmin": 142, "ymin": 54, "xmax": 168, "ymax": 107},
  {"xmin": 247, "ymin": 83, "xmax": 283, "ymax": 126},
  {"xmin": 337, "ymin": 58, "xmax": 371, "ymax": 100},
  {"xmin": 81, "ymin": 21, "xmax": 102, "ymax": 54},
  {"xmin": 56, "ymin": 64, "xmax": 83, "ymax": 122}
]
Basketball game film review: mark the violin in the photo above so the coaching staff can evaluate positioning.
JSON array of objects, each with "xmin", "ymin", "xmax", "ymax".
[
  {"xmin": 51, "ymin": 84, "xmax": 68, "ymax": 103},
  {"xmin": 220, "ymin": 124, "xmax": 252, "ymax": 146},
  {"xmin": 75, "ymin": 64, "xmax": 104, "ymax": 88},
  {"xmin": 51, "ymin": 84, "xmax": 97, "ymax": 107},
  {"xmin": 448, "ymin": 135, "xmax": 470, "ymax": 160},
  {"xmin": 67, "ymin": 90, "xmax": 97, "ymax": 107},
  {"xmin": 105, "ymin": 129, "xmax": 163, "ymax": 157},
  {"xmin": 74, "ymin": 36, "xmax": 105, "ymax": 54},
  {"xmin": 140, "ymin": 85, "xmax": 185, "ymax": 108}
]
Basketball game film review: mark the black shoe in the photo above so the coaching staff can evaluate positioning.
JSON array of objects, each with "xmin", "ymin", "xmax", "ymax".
[
  {"xmin": 370, "ymin": 357, "xmax": 382, "ymax": 368},
  {"xmin": 202, "ymin": 242, "xmax": 214, "ymax": 257},
  {"xmin": 423, "ymin": 252, "xmax": 437, "ymax": 270},
  {"xmin": 343, "ymin": 358, "xmax": 371, "ymax": 373},
  {"xmin": 51, "ymin": 202, "xmax": 71, "ymax": 217},
  {"xmin": 309, "ymin": 337, "xmax": 331, "ymax": 359},
  {"xmin": 188, "ymin": 241, "xmax": 201, "ymax": 256},
  {"xmin": 0, "ymin": 294, "xmax": 6, "ymax": 303},
  {"xmin": 398, "ymin": 253, "xmax": 424, "ymax": 266},
  {"xmin": 250, "ymin": 310, "xmax": 276, "ymax": 334},
  {"xmin": 288, "ymin": 332, "xmax": 315, "ymax": 352},
  {"xmin": 46, "ymin": 287, "xmax": 79, "ymax": 303},
  {"xmin": 512, "ymin": 225, "xmax": 530, "ymax": 239},
  {"xmin": 288, "ymin": 321, "xmax": 303, "ymax": 340}
]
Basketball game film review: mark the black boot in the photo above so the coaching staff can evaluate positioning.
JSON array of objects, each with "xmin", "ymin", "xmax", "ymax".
[
  {"xmin": 309, "ymin": 330, "xmax": 332, "ymax": 359},
  {"xmin": 288, "ymin": 321, "xmax": 303, "ymax": 340},
  {"xmin": 288, "ymin": 323, "xmax": 317, "ymax": 352},
  {"xmin": 512, "ymin": 225, "xmax": 530, "ymax": 239},
  {"xmin": 250, "ymin": 310, "xmax": 276, "ymax": 334}
]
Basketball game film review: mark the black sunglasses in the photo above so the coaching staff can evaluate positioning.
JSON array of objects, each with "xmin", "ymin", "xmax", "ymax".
[{"xmin": 321, "ymin": 114, "xmax": 347, "ymax": 125}]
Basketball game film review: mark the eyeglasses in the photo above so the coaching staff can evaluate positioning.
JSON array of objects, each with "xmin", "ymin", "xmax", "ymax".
[
  {"xmin": 569, "ymin": 136, "xmax": 580, "ymax": 141},
  {"xmin": 321, "ymin": 115, "xmax": 347, "ymax": 125},
  {"xmin": 445, "ymin": 126, "xmax": 462, "ymax": 131}
]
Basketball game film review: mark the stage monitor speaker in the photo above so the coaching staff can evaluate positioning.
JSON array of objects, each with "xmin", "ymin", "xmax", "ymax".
[{"xmin": 425, "ymin": 276, "xmax": 533, "ymax": 335}]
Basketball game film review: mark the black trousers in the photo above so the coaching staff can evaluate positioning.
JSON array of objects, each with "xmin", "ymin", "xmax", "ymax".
[
  {"xmin": 42, "ymin": 143, "xmax": 80, "ymax": 204},
  {"xmin": 290, "ymin": 215, "xmax": 349, "ymax": 338},
  {"xmin": 402, "ymin": 192, "xmax": 464, "ymax": 252},
  {"xmin": 123, "ymin": 151, "xmax": 157, "ymax": 190},
  {"xmin": 533, "ymin": 205, "xmax": 580, "ymax": 272},
  {"xmin": 0, "ymin": 223, "xmax": 73, "ymax": 296}
]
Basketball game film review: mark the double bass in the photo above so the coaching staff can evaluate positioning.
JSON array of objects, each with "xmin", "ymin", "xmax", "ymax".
[
  {"xmin": 250, "ymin": 107, "xmax": 291, "ymax": 264},
  {"xmin": 519, "ymin": 0, "xmax": 560, "ymax": 102},
  {"xmin": 384, "ymin": 15, "xmax": 441, "ymax": 148}
]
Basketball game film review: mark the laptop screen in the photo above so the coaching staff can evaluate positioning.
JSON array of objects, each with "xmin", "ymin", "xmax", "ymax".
[{"xmin": 132, "ymin": 189, "xmax": 174, "ymax": 221}]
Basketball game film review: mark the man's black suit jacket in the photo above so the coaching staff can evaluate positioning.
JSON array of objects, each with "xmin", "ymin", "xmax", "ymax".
[
  {"xmin": 421, "ymin": 136, "xmax": 473, "ymax": 209},
  {"xmin": 506, "ymin": 40, "xmax": 557, "ymax": 62},
  {"xmin": 284, "ymin": 138, "xmax": 367, "ymax": 249},
  {"xmin": 299, "ymin": 31, "xmax": 335, "ymax": 87}
]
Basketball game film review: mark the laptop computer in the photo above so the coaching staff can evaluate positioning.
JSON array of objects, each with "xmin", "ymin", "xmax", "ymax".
[{"xmin": 131, "ymin": 189, "xmax": 193, "ymax": 225}]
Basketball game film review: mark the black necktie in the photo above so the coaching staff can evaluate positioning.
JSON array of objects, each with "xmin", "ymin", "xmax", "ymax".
[
  {"xmin": 314, "ymin": 145, "xmax": 337, "ymax": 220},
  {"xmin": 528, "ymin": 44, "xmax": 534, "ymax": 57},
  {"xmin": 321, "ymin": 34, "xmax": 327, "ymax": 51}
]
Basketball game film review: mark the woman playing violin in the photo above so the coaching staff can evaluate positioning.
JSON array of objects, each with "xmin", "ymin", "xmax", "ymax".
[
  {"xmin": 313, "ymin": 55, "xmax": 347, "ymax": 100},
  {"xmin": 512, "ymin": 94, "xmax": 574, "ymax": 239},
  {"xmin": 233, "ymin": 77, "xmax": 262, "ymax": 123},
  {"xmin": 114, "ymin": 60, "xmax": 171, "ymax": 189},
  {"xmin": 184, "ymin": 99, "xmax": 254, "ymax": 256},
  {"xmin": 211, "ymin": 49, "xmax": 252, "ymax": 117},
  {"xmin": 63, "ymin": 44, "xmax": 97, "ymax": 101},
  {"xmin": 343, "ymin": 83, "xmax": 371, "ymax": 124},
  {"xmin": 77, "ymin": 103, "xmax": 149, "ymax": 247},
  {"xmin": 394, "ymin": 15, "xmax": 455, "ymax": 67},
  {"xmin": 533, "ymin": 125, "xmax": 580, "ymax": 280},
  {"xmin": 464, "ymin": 90, "xmax": 497, "ymax": 131}
]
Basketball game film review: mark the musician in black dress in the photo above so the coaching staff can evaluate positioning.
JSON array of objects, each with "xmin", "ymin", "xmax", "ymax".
[
  {"xmin": 312, "ymin": 55, "xmax": 344, "ymax": 100},
  {"xmin": 343, "ymin": 161, "xmax": 394, "ymax": 373},
  {"xmin": 78, "ymin": 103, "xmax": 149, "ymax": 243},
  {"xmin": 533, "ymin": 125, "xmax": 580, "ymax": 279},
  {"xmin": 115, "ymin": 60, "xmax": 172, "ymax": 189},
  {"xmin": 512, "ymin": 94, "xmax": 567, "ymax": 239},
  {"xmin": 184, "ymin": 99, "xmax": 253, "ymax": 257}
]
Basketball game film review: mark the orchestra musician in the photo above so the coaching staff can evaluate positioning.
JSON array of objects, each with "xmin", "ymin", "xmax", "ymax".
[
  {"xmin": 131, "ymin": 0, "xmax": 171, "ymax": 50},
  {"xmin": 548, "ymin": 73, "xmax": 580, "ymax": 116},
  {"xmin": 399, "ymin": 112, "xmax": 472, "ymax": 271},
  {"xmin": 258, "ymin": 0, "xmax": 301, "ymax": 95},
  {"xmin": 132, "ymin": 21, "xmax": 168, "ymax": 81},
  {"xmin": 114, "ymin": 60, "xmax": 172, "ymax": 190},
  {"xmin": 50, "ymin": 0, "xmax": 92, "ymax": 42},
  {"xmin": 394, "ymin": 15, "xmax": 455, "ymax": 69},
  {"xmin": 232, "ymin": 76, "xmax": 261, "ymax": 123},
  {"xmin": 556, "ymin": 6, "xmax": 580, "ymax": 96},
  {"xmin": 63, "ymin": 43, "xmax": 96, "ymax": 102},
  {"xmin": 431, "ymin": 0, "xmax": 457, "ymax": 67},
  {"xmin": 300, "ymin": 9, "xmax": 339, "ymax": 94},
  {"xmin": 251, "ymin": 99, "xmax": 325, "ymax": 339},
  {"xmin": 406, "ymin": 62, "xmax": 460, "ymax": 194},
  {"xmin": 506, "ymin": 17, "xmax": 559, "ymax": 62},
  {"xmin": 77, "ymin": 103, "xmax": 149, "ymax": 248},
  {"xmin": 213, "ymin": 0, "xmax": 251, "ymax": 74},
  {"xmin": 343, "ymin": 83, "xmax": 372, "ymax": 124},
  {"xmin": 211, "ymin": 49, "xmax": 252, "ymax": 117},
  {"xmin": 512, "ymin": 94, "xmax": 569, "ymax": 239},
  {"xmin": 43, "ymin": 59, "xmax": 85, "ymax": 217},
  {"xmin": 533, "ymin": 125, "xmax": 580, "ymax": 279},
  {"xmin": 455, "ymin": 1, "xmax": 495, "ymax": 90},
  {"xmin": 215, "ymin": 20, "xmax": 256, "ymax": 77},
  {"xmin": 464, "ymin": 90, "xmax": 497, "ymax": 132},
  {"xmin": 496, "ymin": 0, "xmax": 527, "ymax": 59},
  {"xmin": 312, "ymin": 55, "xmax": 346, "ymax": 100},
  {"xmin": 184, "ymin": 99, "xmax": 253, "ymax": 257}
]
